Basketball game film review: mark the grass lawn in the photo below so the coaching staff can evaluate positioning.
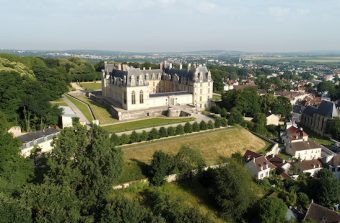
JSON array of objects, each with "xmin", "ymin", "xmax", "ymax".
[
  {"xmin": 103, "ymin": 117, "xmax": 194, "ymax": 133},
  {"xmin": 65, "ymin": 94, "xmax": 94, "ymax": 122},
  {"xmin": 72, "ymin": 95, "xmax": 118, "ymax": 124},
  {"xmin": 123, "ymin": 127, "xmax": 267, "ymax": 165},
  {"xmin": 50, "ymin": 98, "xmax": 68, "ymax": 106},
  {"xmin": 212, "ymin": 94, "xmax": 222, "ymax": 101},
  {"xmin": 79, "ymin": 82, "xmax": 101, "ymax": 91},
  {"xmin": 303, "ymin": 128, "xmax": 334, "ymax": 146}
]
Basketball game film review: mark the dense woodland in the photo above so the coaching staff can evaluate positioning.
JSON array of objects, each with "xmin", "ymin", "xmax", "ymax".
[{"xmin": 0, "ymin": 54, "xmax": 101, "ymax": 131}]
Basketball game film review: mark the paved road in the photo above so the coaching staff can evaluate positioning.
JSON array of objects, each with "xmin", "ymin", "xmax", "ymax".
[
  {"xmin": 63, "ymin": 95, "xmax": 90, "ymax": 125},
  {"xmin": 114, "ymin": 113, "xmax": 213, "ymax": 136}
]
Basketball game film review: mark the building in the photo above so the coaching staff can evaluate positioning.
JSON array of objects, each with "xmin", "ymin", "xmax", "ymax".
[
  {"xmin": 282, "ymin": 125, "xmax": 309, "ymax": 147},
  {"xmin": 298, "ymin": 159, "xmax": 323, "ymax": 176},
  {"xmin": 326, "ymin": 154, "xmax": 340, "ymax": 179},
  {"xmin": 304, "ymin": 202, "xmax": 340, "ymax": 223},
  {"xmin": 59, "ymin": 106, "xmax": 77, "ymax": 128},
  {"xmin": 266, "ymin": 114, "xmax": 282, "ymax": 126},
  {"xmin": 244, "ymin": 150, "xmax": 276, "ymax": 180},
  {"xmin": 100, "ymin": 62, "xmax": 213, "ymax": 120},
  {"xmin": 300, "ymin": 100, "xmax": 340, "ymax": 136},
  {"xmin": 18, "ymin": 128, "xmax": 59, "ymax": 157},
  {"xmin": 286, "ymin": 140, "xmax": 322, "ymax": 160}
]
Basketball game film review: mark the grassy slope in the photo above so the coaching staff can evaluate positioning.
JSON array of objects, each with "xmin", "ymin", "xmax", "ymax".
[
  {"xmin": 50, "ymin": 98, "xmax": 68, "ymax": 106},
  {"xmin": 123, "ymin": 127, "xmax": 267, "ymax": 165},
  {"xmin": 73, "ymin": 95, "xmax": 117, "ymax": 124},
  {"xmin": 64, "ymin": 94, "xmax": 93, "ymax": 122},
  {"xmin": 103, "ymin": 117, "xmax": 194, "ymax": 133}
]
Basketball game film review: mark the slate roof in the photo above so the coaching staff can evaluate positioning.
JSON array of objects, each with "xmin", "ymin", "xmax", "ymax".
[
  {"xmin": 291, "ymin": 140, "xmax": 321, "ymax": 152},
  {"xmin": 303, "ymin": 106, "xmax": 318, "ymax": 116},
  {"xmin": 17, "ymin": 128, "xmax": 59, "ymax": 144},
  {"xmin": 304, "ymin": 202, "xmax": 340, "ymax": 223},
  {"xmin": 164, "ymin": 68, "xmax": 195, "ymax": 81},
  {"xmin": 318, "ymin": 100, "xmax": 339, "ymax": 118},
  {"xmin": 303, "ymin": 100, "xmax": 339, "ymax": 118}
]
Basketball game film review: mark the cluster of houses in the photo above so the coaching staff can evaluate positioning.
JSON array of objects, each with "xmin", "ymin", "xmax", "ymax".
[{"xmin": 244, "ymin": 124, "xmax": 339, "ymax": 180}]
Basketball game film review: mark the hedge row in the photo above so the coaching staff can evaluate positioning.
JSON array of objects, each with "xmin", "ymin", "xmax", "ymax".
[{"xmin": 111, "ymin": 118, "xmax": 227, "ymax": 146}]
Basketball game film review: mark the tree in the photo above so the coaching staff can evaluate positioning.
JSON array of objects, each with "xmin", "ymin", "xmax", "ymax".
[
  {"xmin": 119, "ymin": 134, "xmax": 130, "ymax": 145},
  {"xmin": 207, "ymin": 120, "xmax": 214, "ymax": 129},
  {"xmin": 253, "ymin": 113, "xmax": 267, "ymax": 135},
  {"xmin": 21, "ymin": 183, "xmax": 81, "ymax": 223},
  {"xmin": 175, "ymin": 125, "xmax": 184, "ymax": 135},
  {"xmin": 228, "ymin": 108, "xmax": 244, "ymax": 125},
  {"xmin": 46, "ymin": 125, "xmax": 123, "ymax": 216},
  {"xmin": 184, "ymin": 122, "xmax": 192, "ymax": 133},
  {"xmin": 257, "ymin": 197, "xmax": 287, "ymax": 223},
  {"xmin": 140, "ymin": 130, "xmax": 149, "ymax": 141},
  {"xmin": 220, "ymin": 118, "xmax": 227, "ymax": 127},
  {"xmin": 100, "ymin": 196, "xmax": 157, "ymax": 223},
  {"xmin": 159, "ymin": 127, "xmax": 168, "ymax": 138},
  {"xmin": 214, "ymin": 118, "xmax": 221, "ymax": 128},
  {"xmin": 173, "ymin": 146, "xmax": 205, "ymax": 177},
  {"xmin": 297, "ymin": 192, "xmax": 310, "ymax": 209},
  {"xmin": 192, "ymin": 122, "xmax": 200, "ymax": 132},
  {"xmin": 272, "ymin": 96, "xmax": 292, "ymax": 118},
  {"xmin": 167, "ymin": 126, "xmax": 175, "ymax": 136},
  {"xmin": 307, "ymin": 169, "xmax": 340, "ymax": 208},
  {"xmin": 149, "ymin": 128, "xmax": 160, "ymax": 140},
  {"xmin": 0, "ymin": 193, "xmax": 31, "ymax": 223},
  {"xmin": 130, "ymin": 131, "xmax": 140, "ymax": 143},
  {"xmin": 149, "ymin": 151, "xmax": 174, "ymax": 186},
  {"xmin": 0, "ymin": 132, "xmax": 34, "ymax": 194},
  {"xmin": 208, "ymin": 159, "xmax": 254, "ymax": 221},
  {"xmin": 199, "ymin": 121, "xmax": 207, "ymax": 130},
  {"xmin": 110, "ymin": 133, "xmax": 120, "ymax": 146}
]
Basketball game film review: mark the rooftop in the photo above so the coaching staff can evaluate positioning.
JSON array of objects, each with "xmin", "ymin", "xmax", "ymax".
[
  {"xmin": 17, "ymin": 128, "xmax": 59, "ymax": 144},
  {"xmin": 304, "ymin": 202, "xmax": 340, "ymax": 223},
  {"xmin": 291, "ymin": 140, "xmax": 321, "ymax": 151},
  {"xmin": 299, "ymin": 159, "xmax": 322, "ymax": 171}
]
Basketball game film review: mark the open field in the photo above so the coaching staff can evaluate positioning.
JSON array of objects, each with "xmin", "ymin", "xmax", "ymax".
[
  {"xmin": 103, "ymin": 117, "xmax": 194, "ymax": 133},
  {"xmin": 72, "ymin": 95, "xmax": 117, "ymax": 124},
  {"xmin": 65, "ymin": 94, "xmax": 93, "ymax": 121},
  {"xmin": 79, "ymin": 82, "xmax": 101, "ymax": 90},
  {"xmin": 50, "ymin": 98, "xmax": 68, "ymax": 106},
  {"xmin": 123, "ymin": 127, "xmax": 268, "ymax": 165}
]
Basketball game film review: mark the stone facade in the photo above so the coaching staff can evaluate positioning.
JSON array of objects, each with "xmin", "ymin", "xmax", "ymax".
[{"xmin": 102, "ymin": 62, "xmax": 213, "ymax": 112}]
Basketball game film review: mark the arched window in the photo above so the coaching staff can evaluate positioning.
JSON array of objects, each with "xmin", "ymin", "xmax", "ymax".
[
  {"xmin": 140, "ymin": 90, "xmax": 144, "ymax": 104},
  {"xmin": 131, "ymin": 91, "xmax": 136, "ymax": 104}
]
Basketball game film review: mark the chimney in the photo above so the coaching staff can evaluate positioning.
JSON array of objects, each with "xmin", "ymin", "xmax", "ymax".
[
  {"xmin": 143, "ymin": 67, "xmax": 146, "ymax": 70},
  {"xmin": 117, "ymin": 63, "xmax": 121, "ymax": 71},
  {"xmin": 160, "ymin": 62, "xmax": 163, "ymax": 70},
  {"xmin": 149, "ymin": 67, "xmax": 151, "ymax": 70},
  {"xmin": 188, "ymin": 63, "xmax": 191, "ymax": 70},
  {"xmin": 179, "ymin": 63, "xmax": 183, "ymax": 70},
  {"xmin": 169, "ymin": 63, "xmax": 173, "ymax": 69}
]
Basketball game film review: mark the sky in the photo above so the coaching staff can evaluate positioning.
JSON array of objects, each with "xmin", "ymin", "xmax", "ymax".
[{"xmin": 0, "ymin": 0, "xmax": 340, "ymax": 52}]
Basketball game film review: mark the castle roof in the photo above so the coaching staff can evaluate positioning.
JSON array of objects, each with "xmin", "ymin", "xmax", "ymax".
[{"xmin": 303, "ymin": 100, "xmax": 339, "ymax": 118}]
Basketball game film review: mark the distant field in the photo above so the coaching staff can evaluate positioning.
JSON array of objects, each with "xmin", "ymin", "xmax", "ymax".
[
  {"xmin": 123, "ymin": 127, "xmax": 267, "ymax": 165},
  {"xmin": 72, "ymin": 95, "xmax": 117, "ymax": 124},
  {"xmin": 103, "ymin": 117, "xmax": 194, "ymax": 133},
  {"xmin": 79, "ymin": 82, "xmax": 101, "ymax": 91},
  {"xmin": 65, "ymin": 94, "xmax": 93, "ymax": 121}
]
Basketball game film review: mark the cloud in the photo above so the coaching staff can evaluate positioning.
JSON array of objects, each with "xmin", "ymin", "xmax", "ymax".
[{"xmin": 268, "ymin": 7, "xmax": 291, "ymax": 17}]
